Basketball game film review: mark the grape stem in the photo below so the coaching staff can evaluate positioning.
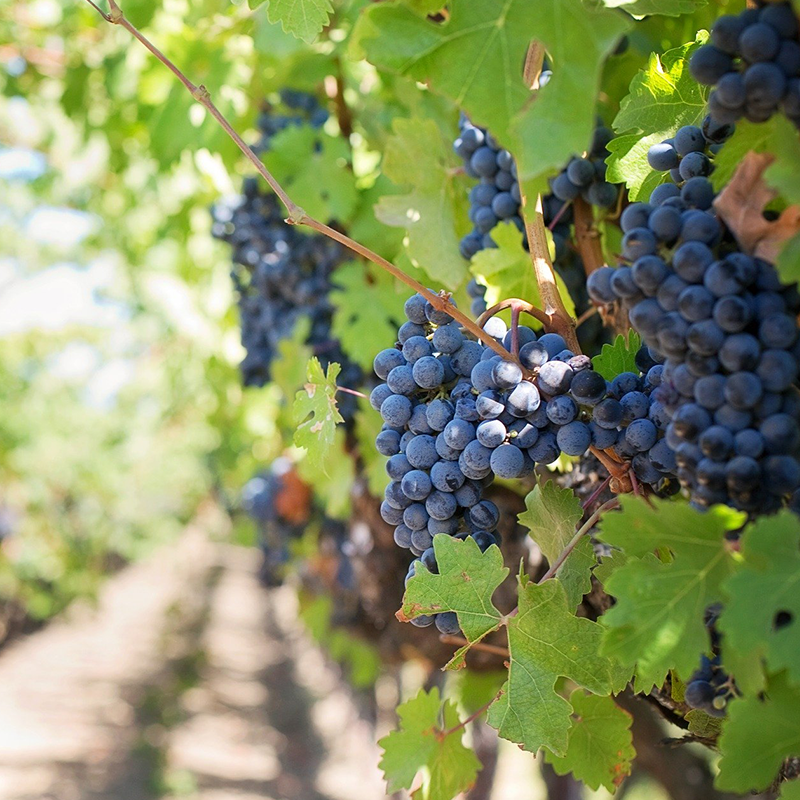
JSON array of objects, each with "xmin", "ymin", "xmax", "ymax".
[
  {"xmin": 476, "ymin": 298, "xmax": 550, "ymax": 330},
  {"xmin": 581, "ymin": 474, "xmax": 612, "ymax": 511},
  {"xmin": 518, "ymin": 41, "xmax": 581, "ymax": 355},
  {"xmin": 538, "ymin": 497, "xmax": 619, "ymax": 584},
  {"xmin": 573, "ymin": 196, "xmax": 606, "ymax": 278},
  {"xmin": 335, "ymin": 385, "xmax": 368, "ymax": 399},
  {"xmin": 437, "ymin": 693, "xmax": 503, "ymax": 739},
  {"xmin": 81, "ymin": 0, "xmax": 518, "ymax": 364}
]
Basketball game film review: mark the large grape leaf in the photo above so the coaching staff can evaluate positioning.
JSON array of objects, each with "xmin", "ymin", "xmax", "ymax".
[
  {"xmin": 544, "ymin": 691, "xmax": 635, "ymax": 792},
  {"xmin": 400, "ymin": 535, "xmax": 508, "ymax": 664},
  {"xmin": 719, "ymin": 512, "xmax": 800, "ymax": 687},
  {"xmin": 330, "ymin": 262, "xmax": 406, "ymax": 370},
  {"xmin": 262, "ymin": 126, "xmax": 358, "ymax": 223},
  {"xmin": 470, "ymin": 223, "xmax": 576, "ymax": 319},
  {"xmin": 375, "ymin": 118, "xmax": 468, "ymax": 289},
  {"xmin": 355, "ymin": 0, "xmax": 629, "ymax": 197},
  {"xmin": 487, "ymin": 575, "xmax": 613, "ymax": 755},
  {"xmin": 518, "ymin": 481, "xmax": 594, "ymax": 609},
  {"xmin": 354, "ymin": 1, "xmax": 532, "ymax": 150},
  {"xmin": 378, "ymin": 687, "xmax": 481, "ymax": 800},
  {"xmin": 592, "ymin": 331, "xmax": 641, "ymax": 381},
  {"xmin": 607, "ymin": 35, "xmax": 708, "ymax": 198},
  {"xmin": 293, "ymin": 358, "xmax": 344, "ymax": 468},
  {"xmin": 510, "ymin": 3, "xmax": 630, "ymax": 199},
  {"xmin": 597, "ymin": 497, "xmax": 744, "ymax": 692},
  {"xmin": 717, "ymin": 673, "xmax": 800, "ymax": 793},
  {"xmin": 603, "ymin": 0, "xmax": 707, "ymax": 14}
]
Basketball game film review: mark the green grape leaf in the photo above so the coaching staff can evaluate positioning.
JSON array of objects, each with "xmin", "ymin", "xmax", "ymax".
[
  {"xmin": 375, "ymin": 118, "xmax": 468, "ymax": 289},
  {"xmin": 603, "ymin": 0, "xmax": 706, "ymax": 15},
  {"xmin": 330, "ymin": 262, "xmax": 406, "ymax": 370},
  {"xmin": 262, "ymin": 0, "xmax": 334, "ymax": 43},
  {"xmin": 711, "ymin": 118, "xmax": 777, "ymax": 192},
  {"xmin": 614, "ymin": 34, "xmax": 708, "ymax": 134},
  {"xmin": 607, "ymin": 35, "xmax": 707, "ymax": 198},
  {"xmin": 605, "ymin": 133, "xmax": 667, "ymax": 201},
  {"xmin": 544, "ymin": 691, "xmax": 635, "ymax": 792},
  {"xmin": 717, "ymin": 673, "xmax": 800, "ymax": 793},
  {"xmin": 356, "ymin": 0, "xmax": 629, "ymax": 199},
  {"xmin": 597, "ymin": 497, "xmax": 744, "ymax": 692},
  {"xmin": 471, "ymin": 223, "xmax": 576, "ymax": 321},
  {"xmin": 518, "ymin": 481, "xmax": 594, "ymax": 609},
  {"xmin": 592, "ymin": 331, "xmax": 642, "ymax": 381},
  {"xmin": 293, "ymin": 358, "xmax": 344, "ymax": 468},
  {"xmin": 263, "ymin": 126, "xmax": 358, "ymax": 223},
  {"xmin": 487, "ymin": 575, "xmax": 613, "ymax": 755},
  {"xmin": 511, "ymin": 4, "xmax": 631, "ymax": 199},
  {"xmin": 355, "ymin": 399, "xmax": 390, "ymax": 498},
  {"xmin": 400, "ymin": 0, "xmax": 447, "ymax": 14},
  {"xmin": 354, "ymin": 1, "xmax": 532, "ymax": 150},
  {"xmin": 765, "ymin": 115, "xmax": 800, "ymax": 205},
  {"xmin": 378, "ymin": 687, "xmax": 481, "ymax": 800},
  {"xmin": 719, "ymin": 512, "xmax": 800, "ymax": 687},
  {"xmin": 349, "ymin": 175, "xmax": 406, "ymax": 261},
  {"xmin": 778, "ymin": 232, "xmax": 800, "ymax": 286},
  {"xmin": 781, "ymin": 780, "xmax": 800, "ymax": 800},
  {"xmin": 401, "ymin": 535, "xmax": 507, "ymax": 665}
]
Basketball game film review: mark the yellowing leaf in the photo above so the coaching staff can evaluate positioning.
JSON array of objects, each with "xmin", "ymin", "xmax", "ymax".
[
  {"xmin": 471, "ymin": 222, "xmax": 576, "ymax": 320},
  {"xmin": 487, "ymin": 576, "xmax": 613, "ymax": 755},
  {"xmin": 378, "ymin": 687, "xmax": 481, "ymax": 800},
  {"xmin": 545, "ymin": 691, "xmax": 635, "ymax": 792}
]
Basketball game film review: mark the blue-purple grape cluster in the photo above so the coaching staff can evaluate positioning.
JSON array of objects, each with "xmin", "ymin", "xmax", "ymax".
[
  {"xmin": 454, "ymin": 117, "xmax": 525, "ymax": 261},
  {"xmin": 588, "ymin": 176, "xmax": 800, "ymax": 512},
  {"xmin": 373, "ymin": 294, "xmax": 682, "ymax": 630},
  {"xmin": 211, "ymin": 96, "xmax": 363, "ymax": 420},
  {"xmin": 454, "ymin": 118, "xmax": 618, "ymax": 262},
  {"xmin": 646, "ymin": 118, "xmax": 734, "ymax": 197},
  {"xmin": 690, "ymin": 1, "xmax": 800, "ymax": 129}
]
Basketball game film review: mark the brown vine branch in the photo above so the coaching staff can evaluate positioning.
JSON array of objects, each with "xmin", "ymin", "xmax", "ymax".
[
  {"xmin": 518, "ymin": 42, "xmax": 580, "ymax": 354},
  {"xmin": 81, "ymin": 0, "xmax": 518, "ymax": 363},
  {"xmin": 537, "ymin": 497, "xmax": 619, "ymax": 584},
  {"xmin": 573, "ymin": 196, "xmax": 605, "ymax": 278}
]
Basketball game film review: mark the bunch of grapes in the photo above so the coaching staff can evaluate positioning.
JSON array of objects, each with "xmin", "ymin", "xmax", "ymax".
[
  {"xmin": 548, "ymin": 123, "xmax": 618, "ymax": 210},
  {"xmin": 690, "ymin": 1, "xmax": 800, "ymax": 129},
  {"xmin": 211, "ymin": 94, "xmax": 363, "ymax": 420},
  {"xmin": 253, "ymin": 88, "xmax": 329, "ymax": 148},
  {"xmin": 588, "ymin": 169, "xmax": 800, "ymax": 512},
  {"xmin": 646, "ymin": 117, "xmax": 735, "ymax": 193},
  {"xmin": 372, "ymin": 293, "xmax": 682, "ymax": 630},
  {"xmin": 454, "ymin": 118, "xmax": 618, "ymax": 262},
  {"xmin": 454, "ymin": 117, "xmax": 524, "ymax": 260}
]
